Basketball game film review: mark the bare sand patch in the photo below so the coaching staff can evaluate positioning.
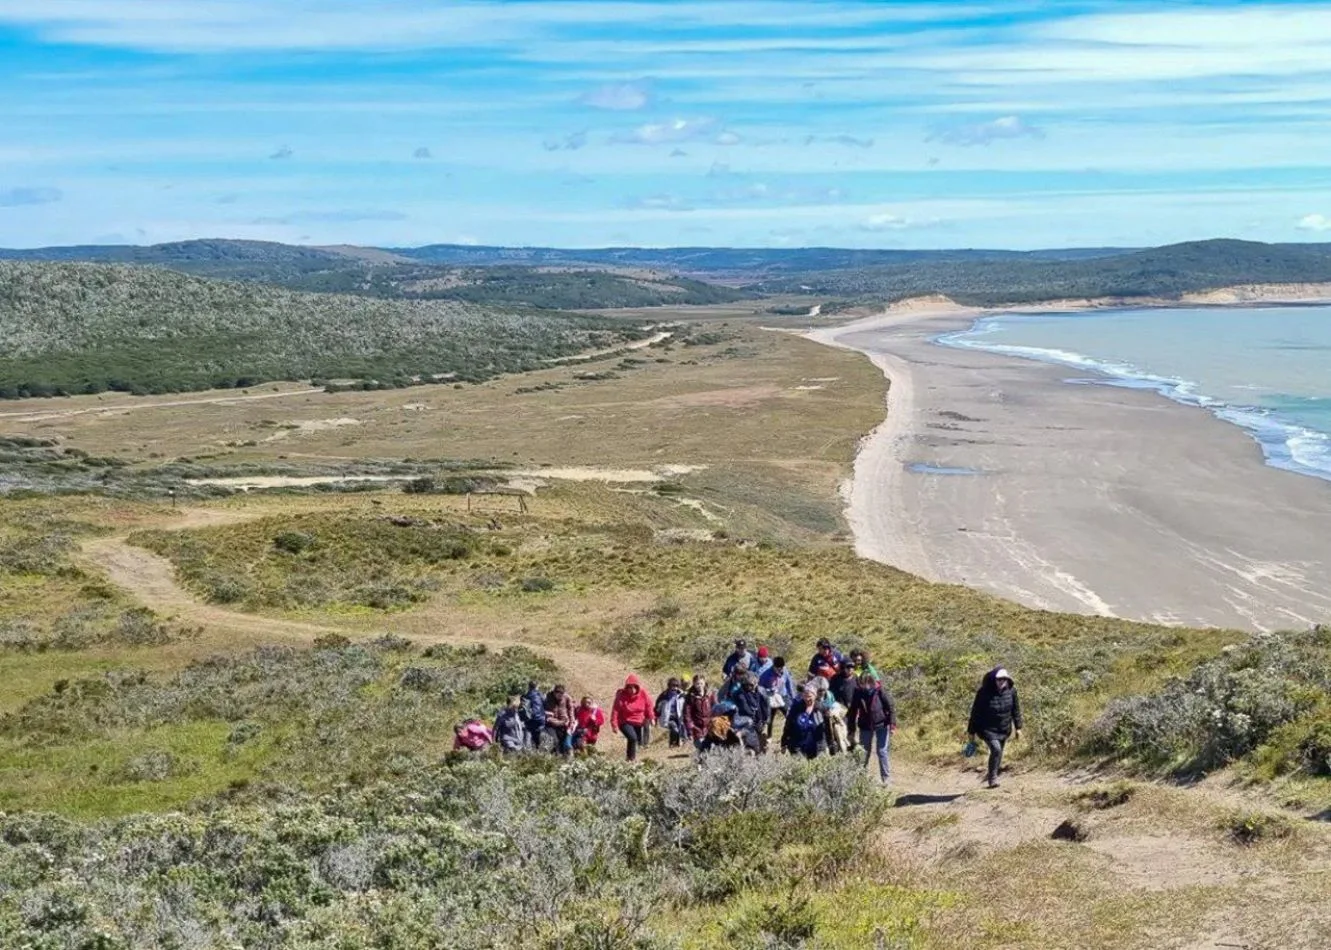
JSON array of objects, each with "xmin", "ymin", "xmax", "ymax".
[
  {"xmin": 510, "ymin": 464, "xmax": 705, "ymax": 483},
  {"xmin": 186, "ymin": 475, "xmax": 404, "ymax": 490}
]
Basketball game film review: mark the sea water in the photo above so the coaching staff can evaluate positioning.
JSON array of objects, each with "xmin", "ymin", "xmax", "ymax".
[{"xmin": 937, "ymin": 306, "xmax": 1331, "ymax": 483}]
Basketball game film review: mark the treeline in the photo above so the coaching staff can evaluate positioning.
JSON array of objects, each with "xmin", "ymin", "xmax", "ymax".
[
  {"xmin": 0, "ymin": 262, "xmax": 647, "ymax": 399},
  {"xmin": 753, "ymin": 239, "xmax": 1331, "ymax": 305}
]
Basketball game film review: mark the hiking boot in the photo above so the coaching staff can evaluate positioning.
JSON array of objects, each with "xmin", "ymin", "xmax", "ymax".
[{"xmin": 986, "ymin": 778, "xmax": 1000, "ymax": 789}]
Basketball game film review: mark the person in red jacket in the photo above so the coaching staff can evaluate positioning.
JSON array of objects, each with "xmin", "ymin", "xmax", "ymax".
[
  {"xmin": 610, "ymin": 674, "xmax": 656, "ymax": 762},
  {"xmin": 573, "ymin": 696, "xmax": 606, "ymax": 751}
]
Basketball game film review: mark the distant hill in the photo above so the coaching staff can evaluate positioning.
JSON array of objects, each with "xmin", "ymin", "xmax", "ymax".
[
  {"xmin": 753, "ymin": 239, "xmax": 1331, "ymax": 305},
  {"xmin": 5, "ymin": 238, "xmax": 1331, "ymax": 310},
  {"xmin": 388, "ymin": 243, "xmax": 1129, "ymax": 276},
  {"xmin": 0, "ymin": 262, "xmax": 646, "ymax": 399},
  {"xmin": 0, "ymin": 240, "xmax": 749, "ymax": 308}
]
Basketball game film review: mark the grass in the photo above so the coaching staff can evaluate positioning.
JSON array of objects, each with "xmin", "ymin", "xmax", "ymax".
[{"xmin": 2, "ymin": 305, "xmax": 1330, "ymax": 947}]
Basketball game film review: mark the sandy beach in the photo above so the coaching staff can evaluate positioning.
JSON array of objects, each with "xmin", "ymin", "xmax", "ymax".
[{"xmin": 810, "ymin": 305, "xmax": 1331, "ymax": 632}]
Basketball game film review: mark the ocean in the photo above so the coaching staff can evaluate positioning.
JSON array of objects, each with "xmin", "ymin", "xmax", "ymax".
[{"xmin": 937, "ymin": 306, "xmax": 1331, "ymax": 483}]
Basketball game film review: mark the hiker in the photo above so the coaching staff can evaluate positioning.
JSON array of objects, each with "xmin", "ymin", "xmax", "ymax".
[
  {"xmin": 453, "ymin": 718, "xmax": 493, "ymax": 753},
  {"xmin": 849, "ymin": 671, "xmax": 897, "ymax": 784},
  {"xmin": 829, "ymin": 659, "xmax": 859, "ymax": 749},
  {"xmin": 611, "ymin": 674, "xmax": 656, "ymax": 762},
  {"xmin": 781, "ymin": 686, "xmax": 826, "ymax": 759},
  {"xmin": 701, "ymin": 699, "xmax": 741, "ymax": 753},
  {"xmin": 820, "ymin": 682, "xmax": 851, "ymax": 755},
  {"xmin": 752, "ymin": 646, "xmax": 773, "ymax": 678},
  {"xmin": 968, "ymin": 667, "xmax": 1023, "ymax": 789},
  {"xmin": 683, "ymin": 675, "xmax": 715, "ymax": 750},
  {"xmin": 717, "ymin": 661, "xmax": 748, "ymax": 705},
  {"xmin": 494, "ymin": 695, "xmax": 528, "ymax": 753},
  {"xmin": 521, "ymin": 680, "xmax": 546, "ymax": 751},
  {"xmin": 733, "ymin": 673, "xmax": 771, "ymax": 750},
  {"xmin": 722, "ymin": 638, "xmax": 757, "ymax": 678},
  {"xmin": 808, "ymin": 637, "xmax": 844, "ymax": 681},
  {"xmin": 573, "ymin": 696, "xmax": 606, "ymax": 752},
  {"xmin": 544, "ymin": 683, "xmax": 577, "ymax": 756},
  {"xmin": 849, "ymin": 649, "xmax": 881, "ymax": 683},
  {"xmin": 758, "ymin": 656, "xmax": 796, "ymax": 739},
  {"xmin": 655, "ymin": 677, "xmax": 687, "ymax": 748}
]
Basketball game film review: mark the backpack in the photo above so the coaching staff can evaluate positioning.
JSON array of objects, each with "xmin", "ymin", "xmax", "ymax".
[{"xmin": 522, "ymin": 691, "xmax": 546, "ymax": 726}]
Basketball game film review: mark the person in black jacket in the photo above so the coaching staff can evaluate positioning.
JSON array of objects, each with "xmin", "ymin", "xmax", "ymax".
[
  {"xmin": 732, "ymin": 674, "xmax": 771, "ymax": 752},
  {"xmin": 828, "ymin": 659, "xmax": 859, "ymax": 750},
  {"xmin": 848, "ymin": 672, "xmax": 896, "ymax": 783},
  {"xmin": 968, "ymin": 667, "xmax": 1023, "ymax": 788}
]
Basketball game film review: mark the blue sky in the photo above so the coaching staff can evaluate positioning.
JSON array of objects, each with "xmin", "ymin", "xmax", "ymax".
[{"xmin": 5, "ymin": 0, "xmax": 1331, "ymax": 249}]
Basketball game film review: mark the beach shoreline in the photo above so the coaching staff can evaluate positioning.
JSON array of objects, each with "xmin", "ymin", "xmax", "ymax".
[{"xmin": 808, "ymin": 296, "xmax": 1331, "ymax": 632}]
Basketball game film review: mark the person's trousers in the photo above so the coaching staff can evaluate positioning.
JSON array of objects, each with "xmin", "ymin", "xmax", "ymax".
[
  {"xmin": 545, "ymin": 726, "xmax": 572, "ymax": 755},
  {"xmin": 621, "ymin": 722, "xmax": 646, "ymax": 761},
  {"xmin": 766, "ymin": 706, "xmax": 786, "ymax": 738},
  {"xmin": 983, "ymin": 734, "xmax": 1007, "ymax": 783},
  {"xmin": 859, "ymin": 726, "xmax": 891, "ymax": 782}
]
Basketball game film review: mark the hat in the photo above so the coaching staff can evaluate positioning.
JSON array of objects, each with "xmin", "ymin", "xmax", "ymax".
[
  {"xmin": 757, "ymin": 646, "xmax": 769, "ymax": 659},
  {"xmin": 994, "ymin": 668, "xmax": 1012, "ymax": 683}
]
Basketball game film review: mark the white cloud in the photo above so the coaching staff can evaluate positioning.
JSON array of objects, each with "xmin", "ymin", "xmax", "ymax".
[
  {"xmin": 577, "ymin": 80, "xmax": 654, "ymax": 111},
  {"xmin": 927, "ymin": 115, "xmax": 1043, "ymax": 147},
  {"xmin": 0, "ymin": 185, "xmax": 62, "ymax": 207},
  {"xmin": 714, "ymin": 130, "xmax": 743, "ymax": 146},
  {"xmin": 1297, "ymin": 213, "xmax": 1331, "ymax": 232},
  {"xmin": 612, "ymin": 117, "xmax": 719, "ymax": 145},
  {"xmin": 0, "ymin": 1, "xmax": 973, "ymax": 53},
  {"xmin": 859, "ymin": 211, "xmax": 937, "ymax": 232}
]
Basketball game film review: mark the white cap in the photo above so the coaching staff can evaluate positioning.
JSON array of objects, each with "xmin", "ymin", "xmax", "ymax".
[{"xmin": 994, "ymin": 668, "xmax": 1012, "ymax": 682}]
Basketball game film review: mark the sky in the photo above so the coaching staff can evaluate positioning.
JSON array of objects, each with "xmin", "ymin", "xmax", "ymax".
[{"xmin": 5, "ymin": 0, "xmax": 1331, "ymax": 249}]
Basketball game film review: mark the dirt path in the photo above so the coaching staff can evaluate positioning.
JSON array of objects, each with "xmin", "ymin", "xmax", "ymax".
[{"xmin": 76, "ymin": 505, "xmax": 666, "ymax": 759}]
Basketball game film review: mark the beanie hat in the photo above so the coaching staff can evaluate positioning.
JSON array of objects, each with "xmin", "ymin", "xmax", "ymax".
[{"xmin": 757, "ymin": 646, "xmax": 769, "ymax": 659}]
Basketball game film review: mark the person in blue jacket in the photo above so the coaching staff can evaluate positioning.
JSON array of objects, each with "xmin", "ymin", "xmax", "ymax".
[
  {"xmin": 758, "ymin": 656, "xmax": 796, "ymax": 739},
  {"xmin": 722, "ymin": 638, "xmax": 757, "ymax": 678},
  {"xmin": 521, "ymin": 680, "xmax": 546, "ymax": 751},
  {"xmin": 781, "ymin": 686, "xmax": 826, "ymax": 759}
]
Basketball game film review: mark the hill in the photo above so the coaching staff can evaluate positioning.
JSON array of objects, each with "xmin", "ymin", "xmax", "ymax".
[
  {"xmin": 0, "ymin": 239, "xmax": 750, "ymax": 308},
  {"xmin": 754, "ymin": 239, "xmax": 1331, "ymax": 305},
  {"xmin": 0, "ymin": 262, "xmax": 647, "ymax": 398}
]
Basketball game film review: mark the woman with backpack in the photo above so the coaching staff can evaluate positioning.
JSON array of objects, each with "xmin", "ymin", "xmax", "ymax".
[
  {"xmin": 611, "ymin": 674, "xmax": 656, "ymax": 762},
  {"xmin": 848, "ymin": 672, "xmax": 897, "ymax": 784},
  {"xmin": 968, "ymin": 667, "xmax": 1023, "ymax": 789},
  {"xmin": 781, "ymin": 686, "xmax": 826, "ymax": 759}
]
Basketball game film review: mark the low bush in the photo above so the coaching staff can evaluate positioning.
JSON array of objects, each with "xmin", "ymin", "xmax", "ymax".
[
  {"xmin": 1087, "ymin": 628, "xmax": 1331, "ymax": 775},
  {"xmin": 0, "ymin": 751, "xmax": 882, "ymax": 949}
]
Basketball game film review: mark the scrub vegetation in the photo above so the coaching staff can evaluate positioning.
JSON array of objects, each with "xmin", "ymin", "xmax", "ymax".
[{"xmin": 0, "ymin": 262, "xmax": 649, "ymax": 398}]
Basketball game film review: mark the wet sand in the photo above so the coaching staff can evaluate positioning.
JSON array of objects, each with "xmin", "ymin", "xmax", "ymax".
[{"xmin": 811, "ymin": 310, "xmax": 1331, "ymax": 632}]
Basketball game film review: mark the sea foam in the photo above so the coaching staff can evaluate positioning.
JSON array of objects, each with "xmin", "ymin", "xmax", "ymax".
[{"xmin": 937, "ymin": 317, "xmax": 1331, "ymax": 484}]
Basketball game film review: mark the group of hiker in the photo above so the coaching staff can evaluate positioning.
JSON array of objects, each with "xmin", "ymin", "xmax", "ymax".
[{"xmin": 454, "ymin": 637, "xmax": 1023, "ymax": 789}]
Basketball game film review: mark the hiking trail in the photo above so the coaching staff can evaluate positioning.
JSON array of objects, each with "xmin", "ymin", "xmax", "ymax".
[{"xmin": 76, "ymin": 504, "xmax": 1331, "ymax": 937}]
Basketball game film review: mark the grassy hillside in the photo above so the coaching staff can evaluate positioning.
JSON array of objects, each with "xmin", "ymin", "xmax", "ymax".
[
  {"xmin": 282, "ymin": 263, "xmax": 748, "ymax": 309},
  {"xmin": 0, "ymin": 240, "xmax": 752, "ymax": 308},
  {"xmin": 0, "ymin": 262, "xmax": 648, "ymax": 398},
  {"xmin": 755, "ymin": 239, "xmax": 1331, "ymax": 304}
]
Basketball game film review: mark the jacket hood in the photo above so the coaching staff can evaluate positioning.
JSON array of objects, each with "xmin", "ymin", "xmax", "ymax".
[
  {"xmin": 984, "ymin": 667, "xmax": 1014, "ymax": 688},
  {"xmin": 624, "ymin": 674, "xmax": 642, "ymax": 690}
]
